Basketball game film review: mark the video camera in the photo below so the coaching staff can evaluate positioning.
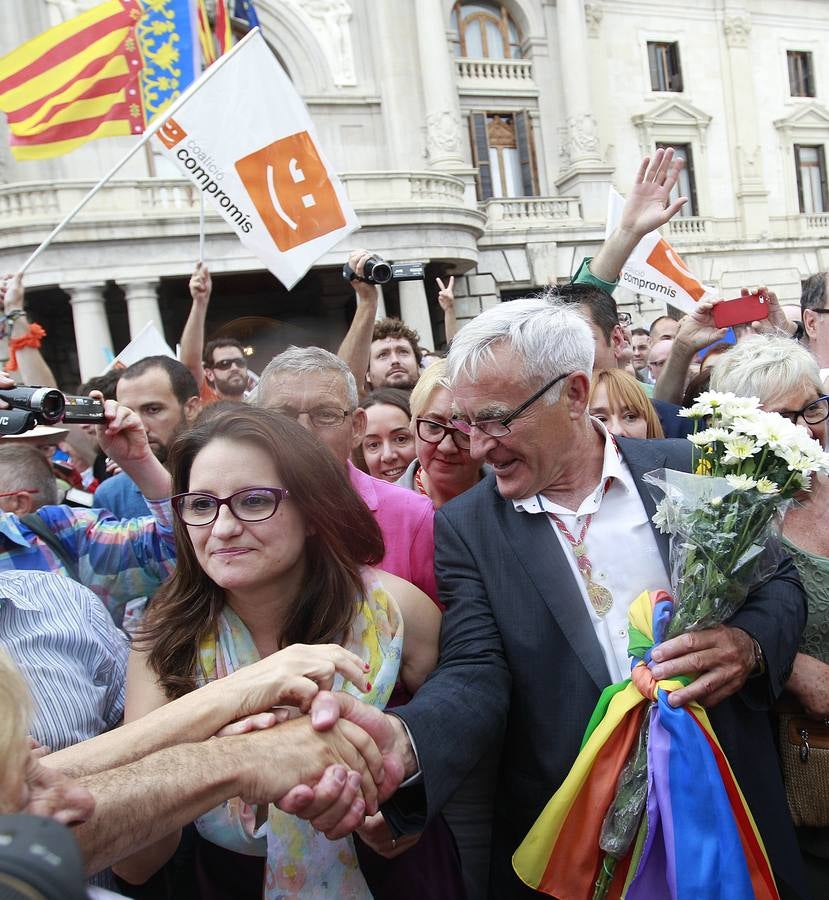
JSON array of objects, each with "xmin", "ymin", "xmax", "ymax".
[
  {"xmin": 0, "ymin": 814, "xmax": 87, "ymax": 900},
  {"xmin": 342, "ymin": 255, "xmax": 425, "ymax": 286},
  {"xmin": 0, "ymin": 386, "xmax": 104, "ymax": 437}
]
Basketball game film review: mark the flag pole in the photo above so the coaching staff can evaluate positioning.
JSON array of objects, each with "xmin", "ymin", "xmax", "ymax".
[
  {"xmin": 198, "ymin": 191, "xmax": 206, "ymax": 263},
  {"xmin": 17, "ymin": 27, "xmax": 262, "ymax": 276}
]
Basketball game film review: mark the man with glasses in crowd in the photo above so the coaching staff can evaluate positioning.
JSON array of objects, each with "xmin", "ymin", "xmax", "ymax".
[
  {"xmin": 282, "ymin": 296, "xmax": 807, "ymax": 899},
  {"xmin": 801, "ymin": 272, "xmax": 829, "ymax": 386},
  {"xmin": 251, "ymin": 346, "xmax": 438, "ymax": 601}
]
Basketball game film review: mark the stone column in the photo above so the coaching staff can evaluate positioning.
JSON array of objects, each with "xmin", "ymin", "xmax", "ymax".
[
  {"xmin": 66, "ymin": 283, "xmax": 113, "ymax": 382},
  {"xmin": 414, "ymin": 0, "xmax": 465, "ymax": 170},
  {"xmin": 399, "ymin": 279, "xmax": 435, "ymax": 352},
  {"xmin": 722, "ymin": 11, "xmax": 770, "ymax": 237},
  {"xmin": 121, "ymin": 279, "xmax": 162, "ymax": 338},
  {"xmin": 554, "ymin": 0, "xmax": 614, "ymax": 222}
]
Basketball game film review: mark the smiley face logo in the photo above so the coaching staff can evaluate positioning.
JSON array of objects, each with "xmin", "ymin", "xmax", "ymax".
[
  {"xmin": 157, "ymin": 117, "xmax": 187, "ymax": 150},
  {"xmin": 235, "ymin": 131, "xmax": 346, "ymax": 251}
]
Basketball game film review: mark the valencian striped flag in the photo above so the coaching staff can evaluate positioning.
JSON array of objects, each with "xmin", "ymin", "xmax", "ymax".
[{"xmin": 0, "ymin": 0, "xmax": 199, "ymax": 160}]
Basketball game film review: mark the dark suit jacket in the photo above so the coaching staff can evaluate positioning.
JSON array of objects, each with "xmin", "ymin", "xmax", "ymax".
[{"xmin": 389, "ymin": 437, "xmax": 808, "ymax": 899}]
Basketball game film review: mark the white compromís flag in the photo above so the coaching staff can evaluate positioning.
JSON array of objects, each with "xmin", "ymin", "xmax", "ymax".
[
  {"xmin": 105, "ymin": 322, "xmax": 175, "ymax": 373},
  {"xmin": 606, "ymin": 187, "xmax": 715, "ymax": 314},
  {"xmin": 153, "ymin": 29, "xmax": 358, "ymax": 289}
]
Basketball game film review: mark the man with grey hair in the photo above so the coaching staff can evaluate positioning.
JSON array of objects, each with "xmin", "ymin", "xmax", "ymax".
[
  {"xmin": 801, "ymin": 272, "xmax": 829, "ymax": 383},
  {"xmin": 251, "ymin": 346, "xmax": 438, "ymax": 601},
  {"xmin": 282, "ymin": 299, "xmax": 808, "ymax": 897},
  {"xmin": 0, "ymin": 444, "xmax": 58, "ymax": 514}
]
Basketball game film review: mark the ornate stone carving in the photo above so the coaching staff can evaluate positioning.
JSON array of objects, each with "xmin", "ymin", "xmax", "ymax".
[
  {"xmin": 559, "ymin": 114, "xmax": 600, "ymax": 163},
  {"xmin": 723, "ymin": 14, "xmax": 751, "ymax": 48},
  {"xmin": 283, "ymin": 0, "xmax": 357, "ymax": 86},
  {"xmin": 584, "ymin": 3, "xmax": 604, "ymax": 39},
  {"xmin": 425, "ymin": 109, "xmax": 462, "ymax": 161}
]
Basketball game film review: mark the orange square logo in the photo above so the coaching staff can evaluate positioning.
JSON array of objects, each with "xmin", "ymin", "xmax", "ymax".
[
  {"xmin": 646, "ymin": 239, "xmax": 706, "ymax": 302},
  {"xmin": 158, "ymin": 117, "xmax": 187, "ymax": 150},
  {"xmin": 235, "ymin": 132, "xmax": 346, "ymax": 251}
]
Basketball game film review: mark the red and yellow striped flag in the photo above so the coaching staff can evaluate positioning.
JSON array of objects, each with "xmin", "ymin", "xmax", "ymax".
[
  {"xmin": 215, "ymin": 0, "xmax": 233, "ymax": 56},
  {"xmin": 0, "ymin": 0, "xmax": 145, "ymax": 160},
  {"xmin": 196, "ymin": 0, "xmax": 217, "ymax": 66}
]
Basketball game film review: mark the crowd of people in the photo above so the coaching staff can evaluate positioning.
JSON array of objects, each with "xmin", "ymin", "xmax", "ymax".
[{"xmin": 0, "ymin": 147, "xmax": 827, "ymax": 900}]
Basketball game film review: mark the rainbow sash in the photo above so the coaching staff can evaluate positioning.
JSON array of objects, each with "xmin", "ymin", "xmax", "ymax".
[{"xmin": 513, "ymin": 590, "xmax": 778, "ymax": 900}]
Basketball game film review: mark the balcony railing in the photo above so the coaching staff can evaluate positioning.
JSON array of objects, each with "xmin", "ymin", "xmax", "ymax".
[
  {"xmin": 341, "ymin": 171, "xmax": 467, "ymax": 206},
  {"xmin": 482, "ymin": 196, "xmax": 582, "ymax": 229},
  {"xmin": 804, "ymin": 212, "xmax": 829, "ymax": 231},
  {"xmin": 455, "ymin": 57, "xmax": 535, "ymax": 94},
  {"xmin": 667, "ymin": 216, "xmax": 711, "ymax": 237}
]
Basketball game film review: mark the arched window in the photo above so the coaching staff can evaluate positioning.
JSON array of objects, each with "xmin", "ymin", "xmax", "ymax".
[{"xmin": 450, "ymin": 2, "xmax": 522, "ymax": 59}]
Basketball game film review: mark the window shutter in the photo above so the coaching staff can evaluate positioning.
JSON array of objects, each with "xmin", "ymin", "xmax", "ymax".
[
  {"xmin": 669, "ymin": 44, "xmax": 683, "ymax": 92},
  {"xmin": 647, "ymin": 44, "xmax": 660, "ymax": 91},
  {"xmin": 795, "ymin": 145, "xmax": 806, "ymax": 213},
  {"xmin": 515, "ymin": 110, "xmax": 539, "ymax": 196},
  {"xmin": 469, "ymin": 112, "xmax": 493, "ymax": 200}
]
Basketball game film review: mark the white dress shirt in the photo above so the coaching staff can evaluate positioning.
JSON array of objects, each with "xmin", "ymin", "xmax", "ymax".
[{"xmin": 513, "ymin": 422, "xmax": 670, "ymax": 683}]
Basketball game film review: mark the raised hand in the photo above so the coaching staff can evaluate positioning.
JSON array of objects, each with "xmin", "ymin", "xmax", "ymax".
[
  {"xmin": 347, "ymin": 249, "xmax": 380, "ymax": 304},
  {"xmin": 436, "ymin": 276, "xmax": 455, "ymax": 311},
  {"xmin": 619, "ymin": 147, "xmax": 688, "ymax": 238},
  {"xmin": 0, "ymin": 272, "xmax": 24, "ymax": 315},
  {"xmin": 188, "ymin": 262, "xmax": 212, "ymax": 306},
  {"xmin": 93, "ymin": 395, "xmax": 153, "ymax": 467},
  {"xmin": 674, "ymin": 300, "xmax": 728, "ymax": 353}
]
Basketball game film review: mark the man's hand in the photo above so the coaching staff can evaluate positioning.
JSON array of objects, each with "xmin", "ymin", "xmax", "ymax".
[
  {"xmin": 21, "ymin": 749, "xmax": 95, "ymax": 826},
  {"xmin": 0, "ymin": 272, "xmax": 24, "ymax": 315},
  {"xmin": 649, "ymin": 625, "xmax": 756, "ymax": 708},
  {"xmin": 0, "ymin": 369, "xmax": 14, "ymax": 408},
  {"xmin": 189, "ymin": 262, "xmax": 212, "ymax": 306},
  {"xmin": 212, "ymin": 643, "xmax": 372, "ymax": 720},
  {"xmin": 436, "ymin": 276, "xmax": 454, "ymax": 311},
  {"xmin": 673, "ymin": 300, "xmax": 728, "ymax": 354},
  {"xmin": 93, "ymin": 396, "xmax": 153, "ymax": 468},
  {"xmin": 742, "ymin": 287, "xmax": 796, "ymax": 337},
  {"xmin": 277, "ymin": 692, "xmax": 406, "ymax": 839},
  {"xmin": 619, "ymin": 147, "xmax": 687, "ymax": 239},
  {"xmin": 347, "ymin": 249, "xmax": 380, "ymax": 305},
  {"xmin": 357, "ymin": 812, "xmax": 421, "ymax": 858}
]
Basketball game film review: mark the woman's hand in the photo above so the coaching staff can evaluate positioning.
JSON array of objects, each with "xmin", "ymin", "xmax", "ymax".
[
  {"xmin": 786, "ymin": 652, "xmax": 829, "ymax": 719},
  {"xmin": 357, "ymin": 812, "xmax": 421, "ymax": 858},
  {"xmin": 216, "ymin": 644, "xmax": 372, "ymax": 721}
]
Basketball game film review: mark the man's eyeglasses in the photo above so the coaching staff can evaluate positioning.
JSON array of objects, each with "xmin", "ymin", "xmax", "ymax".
[
  {"xmin": 0, "ymin": 489, "xmax": 39, "ymax": 498},
  {"xmin": 450, "ymin": 371, "xmax": 573, "ymax": 440},
  {"xmin": 778, "ymin": 395, "xmax": 829, "ymax": 426},
  {"xmin": 172, "ymin": 487, "xmax": 290, "ymax": 527},
  {"xmin": 415, "ymin": 418, "xmax": 470, "ymax": 450},
  {"xmin": 272, "ymin": 406, "xmax": 351, "ymax": 427},
  {"xmin": 210, "ymin": 358, "xmax": 247, "ymax": 371}
]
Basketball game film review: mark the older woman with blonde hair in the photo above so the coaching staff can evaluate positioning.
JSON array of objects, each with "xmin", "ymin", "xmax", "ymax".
[
  {"xmin": 589, "ymin": 369, "xmax": 664, "ymax": 439},
  {"xmin": 396, "ymin": 359, "xmax": 481, "ymax": 508},
  {"xmin": 711, "ymin": 334, "xmax": 829, "ymax": 896}
]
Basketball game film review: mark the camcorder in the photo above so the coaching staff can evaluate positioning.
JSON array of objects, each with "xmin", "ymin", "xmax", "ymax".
[
  {"xmin": 0, "ymin": 814, "xmax": 87, "ymax": 900},
  {"xmin": 342, "ymin": 255, "xmax": 425, "ymax": 285},
  {"xmin": 0, "ymin": 386, "xmax": 104, "ymax": 437}
]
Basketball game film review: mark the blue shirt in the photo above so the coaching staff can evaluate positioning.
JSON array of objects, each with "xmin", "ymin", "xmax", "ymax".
[
  {"xmin": 0, "ymin": 570, "xmax": 129, "ymax": 750},
  {"xmin": 93, "ymin": 472, "xmax": 151, "ymax": 519}
]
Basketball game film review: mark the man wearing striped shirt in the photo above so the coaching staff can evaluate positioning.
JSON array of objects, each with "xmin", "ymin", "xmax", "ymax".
[{"xmin": 0, "ymin": 570, "xmax": 128, "ymax": 751}]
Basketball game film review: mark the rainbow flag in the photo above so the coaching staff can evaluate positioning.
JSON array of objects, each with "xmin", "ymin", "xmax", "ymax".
[
  {"xmin": 513, "ymin": 590, "xmax": 779, "ymax": 900},
  {"xmin": 0, "ymin": 0, "xmax": 198, "ymax": 160}
]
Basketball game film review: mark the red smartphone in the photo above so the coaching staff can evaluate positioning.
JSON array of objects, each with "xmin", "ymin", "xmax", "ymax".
[{"xmin": 711, "ymin": 292, "xmax": 769, "ymax": 329}]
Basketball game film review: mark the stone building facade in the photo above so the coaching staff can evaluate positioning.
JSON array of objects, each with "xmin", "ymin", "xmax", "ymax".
[{"xmin": 0, "ymin": 0, "xmax": 827, "ymax": 385}]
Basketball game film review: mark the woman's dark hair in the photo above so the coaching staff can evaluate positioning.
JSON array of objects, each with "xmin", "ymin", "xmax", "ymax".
[
  {"xmin": 360, "ymin": 387, "xmax": 412, "ymax": 418},
  {"xmin": 139, "ymin": 406, "xmax": 385, "ymax": 698},
  {"xmin": 683, "ymin": 367, "xmax": 713, "ymax": 409}
]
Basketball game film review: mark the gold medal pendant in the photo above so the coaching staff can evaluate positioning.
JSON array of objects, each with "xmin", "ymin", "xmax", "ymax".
[{"xmin": 587, "ymin": 580, "xmax": 613, "ymax": 616}]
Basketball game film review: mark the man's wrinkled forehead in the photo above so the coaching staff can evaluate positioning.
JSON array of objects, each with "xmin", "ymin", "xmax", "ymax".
[{"xmin": 260, "ymin": 369, "xmax": 349, "ymax": 406}]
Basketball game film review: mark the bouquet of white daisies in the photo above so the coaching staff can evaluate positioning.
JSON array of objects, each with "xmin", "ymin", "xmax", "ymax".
[{"xmin": 643, "ymin": 390, "xmax": 829, "ymax": 639}]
